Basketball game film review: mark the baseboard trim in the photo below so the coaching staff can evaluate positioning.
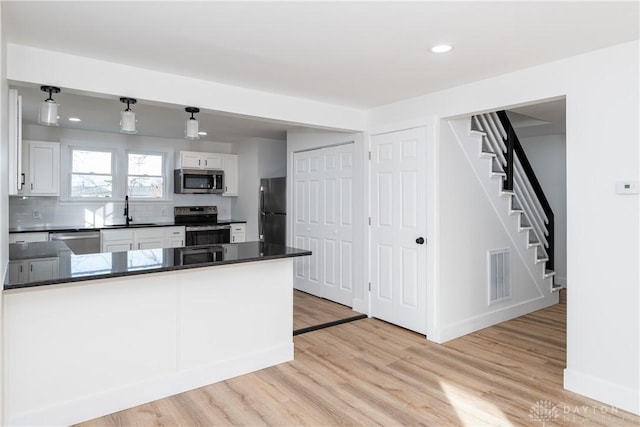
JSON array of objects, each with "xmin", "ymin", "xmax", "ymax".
[
  {"xmin": 564, "ymin": 368, "xmax": 640, "ymax": 416},
  {"xmin": 7, "ymin": 342, "xmax": 294, "ymax": 427},
  {"xmin": 433, "ymin": 293, "xmax": 559, "ymax": 343}
]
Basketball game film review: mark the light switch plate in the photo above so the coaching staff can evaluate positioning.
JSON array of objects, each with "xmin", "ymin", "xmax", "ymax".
[{"xmin": 615, "ymin": 181, "xmax": 640, "ymax": 195}]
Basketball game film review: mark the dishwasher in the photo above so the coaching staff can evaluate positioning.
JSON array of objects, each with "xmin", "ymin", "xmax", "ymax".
[{"xmin": 49, "ymin": 231, "xmax": 101, "ymax": 255}]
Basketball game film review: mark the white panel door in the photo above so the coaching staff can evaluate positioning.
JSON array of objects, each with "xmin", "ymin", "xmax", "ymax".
[
  {"xmin": 293, "ymin": 144, "xmax": 354, "ymax": 306},
  {"xmin": 370, "ymin": 128, "xmax": 427, "ymax": 334}
]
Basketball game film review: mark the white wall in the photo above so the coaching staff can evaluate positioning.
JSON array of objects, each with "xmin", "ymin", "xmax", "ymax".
[
  {"xmin": 231, "ymin": 138, "xmax": 286, "ymax": 241},
  {"xmin": 286, "ymin": 128, "xmax": 366, "ymax": 312},
  {"xmin": 367, "ymin": 41, "xmax": 639, "ymax": 414},
  {"xmin": 10, "ymin": 125, "xmax": 233, "ymax": 228},
  {"xmin": 436, "ymin": 118, "xmax": 558, "ymax": 341},
  {"xmin": 7, "ymin": 44, "xmax": 365, "ymax": 133},
  {"xmin": 520, "ymin": 134, "xmax": 567, "ymax": 285}
]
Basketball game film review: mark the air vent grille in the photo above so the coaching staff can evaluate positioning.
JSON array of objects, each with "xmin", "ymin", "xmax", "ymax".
[{"xmin": 488, "ymin": 248, "xmax": 512, "ymax": 304}]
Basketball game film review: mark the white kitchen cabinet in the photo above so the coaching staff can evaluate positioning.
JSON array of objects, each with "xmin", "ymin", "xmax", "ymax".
[
  {"xmin": 230, "ymin": 223, "xmax": 246, "ymax": 243},
  {"xmin": 101, "ymin": 227, "xmax": 185, "ymax": 252},
  {"xmin": 101, "ymin": 229, "xmax": 135, "ymax": 252},
  {"xmin": 165, "ymin": 226, "xmax": 185, "ymax": 248},
  {"xmin": 133, "ymin": 228, "xmax": 166, "ymax": 250},
  {"xmin": 177, "ymin": 151, "xmax": 223, "ymax": 170},
  {"xmin": 9, "ymin": 232, "xmax": 50, "ymax": 243},
  {"xmin": 8, "ymin": 89, "xmax": 23, "ymax": 196},
  {"xmin": 222, "ymin": 154, "xmax": 239, "ymax": 196},
  {"xmin": 8, "ymin": 258, "xmax": 59, "ymax": 284},
  {"xmin": 23, "ymin": 141, "xmax": 60, "ymax": 196}
]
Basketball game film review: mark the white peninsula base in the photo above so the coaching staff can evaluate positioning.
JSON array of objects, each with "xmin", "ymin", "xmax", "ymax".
[{"xmin": 4, "ymin": 258, "xmax": 294, "ymax": 426}]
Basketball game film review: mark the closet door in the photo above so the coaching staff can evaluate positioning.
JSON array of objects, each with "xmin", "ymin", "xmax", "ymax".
[
  {"xmin": 370, "ymin": 127, "xmax": 427, "ymax": 334},
  {"xmin": 293, "ymin": 144, "xmax": 354, "ymax": 306}
]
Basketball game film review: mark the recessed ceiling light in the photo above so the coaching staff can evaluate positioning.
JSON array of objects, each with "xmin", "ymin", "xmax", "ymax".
[
  {"xmin": 198, "ymin": 131, "xmax": 207, "ymax": 136},
  {"xmin": 68, "ymin": 117, "xmax": 81, "ymax": 122},
  {"xmin": 430, "ymin": 44, "xmax": 453, "ymax": 54}
]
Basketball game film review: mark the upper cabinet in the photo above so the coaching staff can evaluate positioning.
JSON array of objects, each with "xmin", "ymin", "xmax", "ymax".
[
  {"xmin": 8, "ymin": 89, "xmax": 23, "ymax": 196},
  {"xmin": 177, "ymin": 151, "xmax": 223, "ymax": 170},
  {"xmin": 176, "ymin": 151, "xmax": 238, "ymax": 196},
  {"xmin": 20, "ymin": 141, "xmax": 60, "ymax": 197},
  {"xmin": 222, "ymin": 154, "xmax": 238, "ymax": 197}
]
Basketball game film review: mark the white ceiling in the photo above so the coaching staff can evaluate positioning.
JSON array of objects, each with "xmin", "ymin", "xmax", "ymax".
[{"xmin": 4, "ymin": 1, "xmax": 638, "ymax": 109}]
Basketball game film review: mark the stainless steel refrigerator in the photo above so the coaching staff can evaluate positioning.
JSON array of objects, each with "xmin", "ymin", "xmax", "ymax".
[{"xmin": 259, "ymin": 177, "xmax": 286, "ymax": 245}]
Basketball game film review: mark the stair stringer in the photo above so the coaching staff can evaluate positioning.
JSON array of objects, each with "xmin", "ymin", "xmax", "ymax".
[{"xmin": 449, "ymin": 117, "xmax": 555, "ymax": 294}]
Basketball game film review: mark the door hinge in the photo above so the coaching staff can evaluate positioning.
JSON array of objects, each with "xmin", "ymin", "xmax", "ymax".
[{"xmin": 368, "ymin": 282, "xmax": 371, "ymax": 291}]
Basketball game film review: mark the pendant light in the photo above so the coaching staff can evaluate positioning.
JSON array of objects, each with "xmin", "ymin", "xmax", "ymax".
[
  {"xmin": 185, "ymin": 107, "xmax": 200, "ymax": 140},
  {"xmin": 38, "ymin": 86, "xmax": 61, "ymax": 126},
  {"xmin": 119, "ymin": 97, "xmax": 137, "ymax": 134}
]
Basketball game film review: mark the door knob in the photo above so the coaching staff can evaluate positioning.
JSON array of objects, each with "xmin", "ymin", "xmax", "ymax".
[{"xmin": 416, "ymin": 237, "xmax": 425, "ymax": 245}]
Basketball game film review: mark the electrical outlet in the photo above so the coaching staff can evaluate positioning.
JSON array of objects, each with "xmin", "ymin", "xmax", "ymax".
[{"xmin": 33, "ymin": 210, "xmax": 41, "ymax": 219}]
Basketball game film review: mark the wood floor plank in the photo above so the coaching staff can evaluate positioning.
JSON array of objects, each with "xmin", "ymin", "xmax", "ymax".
[
  {"xmin": 78, "ymin": 291, "xmax": 640, "ymax": 426},
  {"xmin": 293, "ymin": 290, "xmax": 360, "ymax": 331}
]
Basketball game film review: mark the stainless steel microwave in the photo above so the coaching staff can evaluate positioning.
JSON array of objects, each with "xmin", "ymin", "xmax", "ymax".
[{"xmin": 174, "ymin": 169, "xmax": 224, "ymax": 194}]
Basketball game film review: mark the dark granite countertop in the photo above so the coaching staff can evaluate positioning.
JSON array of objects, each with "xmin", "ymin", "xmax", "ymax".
[
  {"xmin": 5, "ymin": 241, "xmax": 310, "ymax": 290},
  {"xmin": 9, "ymin": 219, "xmax": 247, "ymax": 233}
]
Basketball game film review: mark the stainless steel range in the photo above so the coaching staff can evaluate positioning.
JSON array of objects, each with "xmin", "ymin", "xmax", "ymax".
[{"xmin": 174, "ymin": 206, "xmax": 231, "ymax": 246}]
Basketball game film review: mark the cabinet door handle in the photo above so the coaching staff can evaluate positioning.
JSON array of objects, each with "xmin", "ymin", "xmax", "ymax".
[
  {"xmin": 198, "ymin": 159, "xmax": 201, "ymax": 166},
  {"xmin": 20, "ymin": 173, "xmax": 25, "ymax": 185},
  {"xmin": 205, "ymin": 160, "xmax": 208, "ymax": 166},
  {"xmin": 30, "ymin": 264, "xmax": 33, "ymax": 272},
  {"xmin": 129, "ymin": 243, "xmax": 133, "ymax": 250},
  {"xmin": 181, "ymin": 240, "xmax": 183, "ymax": 247},
  {"xmin": 19, "ymin": 265, "xmax": 23, "ymax": 273},
  {"xmin": 30, "ymin": 183, "xmax": 33, "ymax": 190}
]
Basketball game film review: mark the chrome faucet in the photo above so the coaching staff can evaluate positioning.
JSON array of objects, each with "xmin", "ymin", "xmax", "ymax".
[{"xmin": 124, "ymin": 195, "xmax": 133, "ymax": 226}]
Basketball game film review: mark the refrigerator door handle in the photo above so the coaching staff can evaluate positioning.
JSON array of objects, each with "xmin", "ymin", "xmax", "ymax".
[
  {"xmin": 259, "ymin": 212, "xmax": 265, "ymax": 241},
  {"xmin": 259, "ymin": 186, "xmax": 265, "ymax": 214}
]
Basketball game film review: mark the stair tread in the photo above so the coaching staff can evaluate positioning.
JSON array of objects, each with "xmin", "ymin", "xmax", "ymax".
[
  {"xmin": 469, "ymin": 129, "xmax": 486, "ymax": 136},
  {"xmin": 480, "ymin": 151, "xmax": 497, "ymax": 158},
  {"xmin": 545, "ymin": 269, "xmax": 556, "ymax": 276}
]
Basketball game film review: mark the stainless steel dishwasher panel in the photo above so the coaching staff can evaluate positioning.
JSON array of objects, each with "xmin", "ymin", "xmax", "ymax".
[{"xmin": 49, "ymin": 231, "xmax": 101, "ymax": 255}]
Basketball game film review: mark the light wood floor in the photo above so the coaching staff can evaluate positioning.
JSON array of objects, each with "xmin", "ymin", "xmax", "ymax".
[
  {"xmin": 293, "ymin": 290, "xmax": 360, "ymax": 331},
  {"xmin": 79, "ymin": 291, "xmax": 640, "ymax": 426}
]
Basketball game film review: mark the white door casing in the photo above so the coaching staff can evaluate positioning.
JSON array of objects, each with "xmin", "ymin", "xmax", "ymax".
[
  {"xmin": 293, "ymin": 144, "xmax": 355, "ymax": 306},
  {"xmin": 370, "ymin": 127, "xmax": 428, "ymax": 334}
]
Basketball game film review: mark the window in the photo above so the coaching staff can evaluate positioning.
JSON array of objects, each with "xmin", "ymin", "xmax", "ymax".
[
  {"xmin": 127, "ymin": 153, "xmax": 164, "ymax": 198},
  {"xmin": 71, "ymin": 149, "xmax": 113, "ymax": 198}
]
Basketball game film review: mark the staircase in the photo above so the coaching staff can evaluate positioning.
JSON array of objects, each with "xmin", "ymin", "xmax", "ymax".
[{"xmin": 464, "ymin": 111, "xmax": 563, "ymax": 292}]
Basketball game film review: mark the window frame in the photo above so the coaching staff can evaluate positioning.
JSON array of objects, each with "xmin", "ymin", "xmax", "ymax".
[
  {"xmin": 69, "ymin": 147, "xmax": 116, "ymax": 200},
  {"xmin": 125, "ymin": 150, "xmax": 168, "ymax": 200}
]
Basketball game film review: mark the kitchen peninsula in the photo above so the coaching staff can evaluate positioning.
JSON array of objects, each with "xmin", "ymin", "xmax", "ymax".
[{"xmin": 4, "ymin": 241, "xmax": 310, "ymax": 426}]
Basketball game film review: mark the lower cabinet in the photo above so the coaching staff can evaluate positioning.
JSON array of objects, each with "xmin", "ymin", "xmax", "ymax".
[
  {"xmin": 230, "ymin": 223, "xmax": 246, "ymax": 243},
  {"xmin": 9, "ymin": 258, "xmax": 59, "ymax": 284},
  {"xmin": 101, "ymin": 227, "xmax": 186, "ymax": 252}
]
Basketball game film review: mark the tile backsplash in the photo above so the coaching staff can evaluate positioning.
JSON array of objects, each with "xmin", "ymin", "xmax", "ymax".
[{"xmin": 9, "ymin": 195, "xmax": 232, "ymax": 228}]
